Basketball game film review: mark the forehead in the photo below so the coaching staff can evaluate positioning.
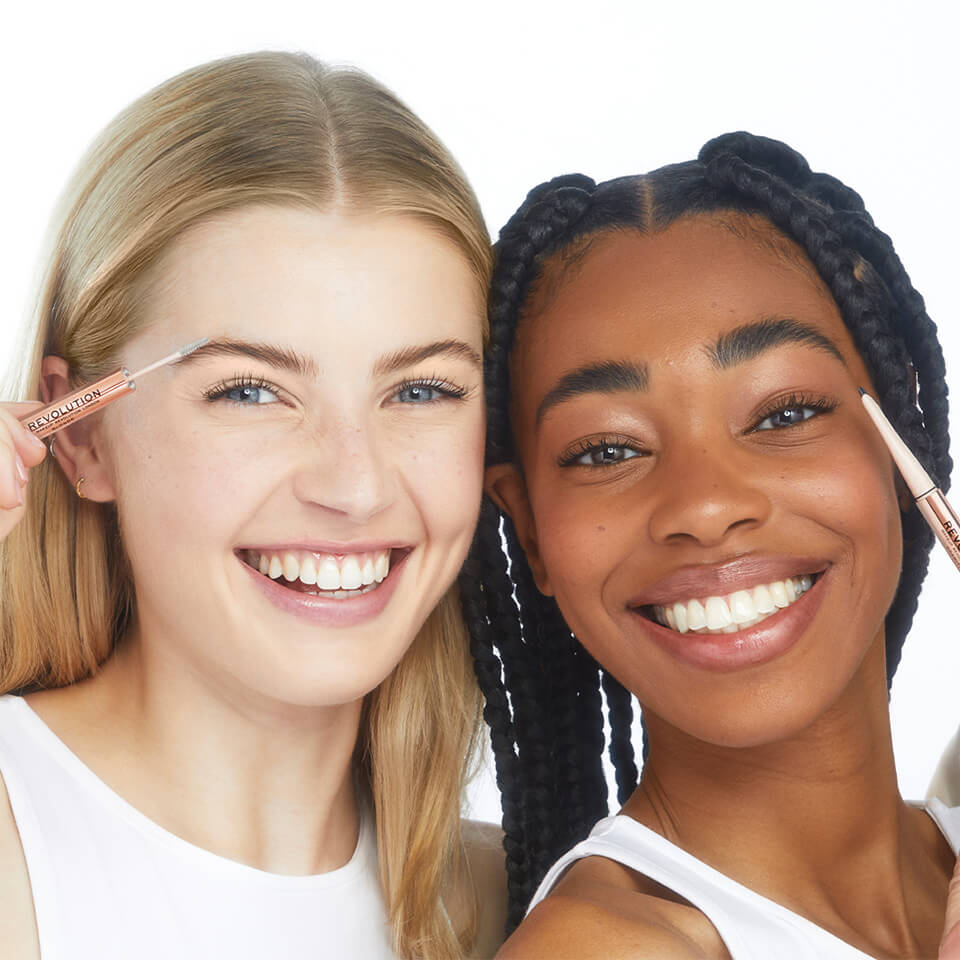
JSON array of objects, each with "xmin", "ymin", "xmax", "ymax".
[
  {"xmin": 135, "ymin": 205, "xmax": 483, "ymax": 358},
  {"xmin": 513, "ymin": 215, "xmax": 857, "ymax": 387}
]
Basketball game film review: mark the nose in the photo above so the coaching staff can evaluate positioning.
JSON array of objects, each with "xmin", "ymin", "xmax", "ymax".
[
  {"xmin": 646, "ymin": 446, "xmax": 772, "ymax": 548},
  {"xmin": 291, "ymin": 419, "xmax": 395, "ymax": 525}
]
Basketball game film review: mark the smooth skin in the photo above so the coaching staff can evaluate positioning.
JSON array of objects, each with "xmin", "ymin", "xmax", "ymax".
[
  {"xmin": 489, "ymin": 216, "xmax": 960, "ymax": 959},
  {"xmin": 0, "ymin": 206, "xmax": 505, "ymax": 958}
]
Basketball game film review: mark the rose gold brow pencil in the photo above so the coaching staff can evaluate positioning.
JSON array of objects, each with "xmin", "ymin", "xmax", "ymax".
[
  {"xmin": 17, "ymin": 338, "xmax": 210, "ymax": 440},
  {"xmin": 860, "ymin": 388, "xmax": 960, "ymax": 574}
]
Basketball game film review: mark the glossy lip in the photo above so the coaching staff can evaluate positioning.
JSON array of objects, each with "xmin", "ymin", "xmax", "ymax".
[
  {"xmin": 626, "ymin": 564, "xmax": 830, "ymax": 672},
  {"xmin": 626, "ymin": 554, "xmax": 828, "ymax": 608},
  {"xmin": 238, "ymin": 547, "xmax": 411, "ymax": 628}
]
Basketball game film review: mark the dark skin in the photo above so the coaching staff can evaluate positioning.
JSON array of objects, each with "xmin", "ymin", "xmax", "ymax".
[{"xmin": 488, "ymin": 215, "xmax": 959, "ymax": 958}]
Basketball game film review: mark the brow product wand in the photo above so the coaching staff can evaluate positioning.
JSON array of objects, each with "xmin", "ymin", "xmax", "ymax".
[
  {"xmin": 17, "ymin": 338, "xmax": 209, "ymax": 440},
  {"xmin": 860, "ymin": 388, "xmax": 960, "ymax": 574}
]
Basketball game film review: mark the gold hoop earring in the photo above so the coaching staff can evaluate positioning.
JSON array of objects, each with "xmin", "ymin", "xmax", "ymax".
[{"xmin": 76, "ymin": 476, "xmax": 86, "ymax": 499}]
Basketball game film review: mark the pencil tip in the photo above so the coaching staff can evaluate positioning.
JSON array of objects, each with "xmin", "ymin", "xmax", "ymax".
[{"xmin": 857, "ymin": 387, "xmax": 866, "ymax": 396}]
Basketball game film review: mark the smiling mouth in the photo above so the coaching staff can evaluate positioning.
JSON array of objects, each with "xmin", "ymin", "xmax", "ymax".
[
  {"xmin": 637, "ymin": 573, "xmax": 821, "ymax": 635},
  {"xmin": 239, "ymin": 548, "xmax": 410, "ymax": 599}
]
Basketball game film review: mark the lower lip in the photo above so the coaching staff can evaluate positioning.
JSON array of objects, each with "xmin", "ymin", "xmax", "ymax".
[
  {"xmin": 239, "ymin": 552, "xmax": 409, "ymax": 628},
  {"xmin": 630, "ymin": 573, "xmax": 828, "ymax": 672}
]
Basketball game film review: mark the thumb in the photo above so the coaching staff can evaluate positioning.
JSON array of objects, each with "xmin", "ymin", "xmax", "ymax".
[{"xmin": 940, "ymin": 853, "xmax": 960, "ymax": 958}]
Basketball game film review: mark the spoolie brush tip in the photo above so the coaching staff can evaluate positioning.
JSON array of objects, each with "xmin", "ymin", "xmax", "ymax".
[{"xmin": 179, "ymin": 337, "xmax": 210, "ymax": 357}]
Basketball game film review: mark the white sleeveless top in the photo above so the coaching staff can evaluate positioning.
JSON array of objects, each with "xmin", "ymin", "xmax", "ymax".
[
  {"xmin": 0, "ymin": 694, "xmax": 395, "ymax": 959},
  {"xmin": 529, "ymin": 801, "xmax": 960, "ymax": 959}
]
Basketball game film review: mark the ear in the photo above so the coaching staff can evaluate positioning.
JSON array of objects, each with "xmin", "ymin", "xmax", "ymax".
[
  {"xmin": 485, "ymin": 462, "xmax": 553, "ymax": 596},
  {"xmin": 41, "ymin": 357, "xmax": 117, "ymax": 502}
]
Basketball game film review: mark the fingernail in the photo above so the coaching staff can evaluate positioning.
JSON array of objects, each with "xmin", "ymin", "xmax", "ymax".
[
  {"xmin": 15, "ymin": 454, "xmax": 27, "ymax": 486},
  {"xmin": 27, "ymin": 431, "xmax": 46, "ymax": 451}
]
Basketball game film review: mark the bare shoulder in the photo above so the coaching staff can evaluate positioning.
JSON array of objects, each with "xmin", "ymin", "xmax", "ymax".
[
  {"xmin": 0, "ymin": 770, "xmax": 41, "ymax": 959},
  {"xmin": 496, "ymin": 855, "xmax": 731, "ymax": 960},
  {"xmin": 462, "ymin": 819, "xmax": 508, "ymax": 959}
]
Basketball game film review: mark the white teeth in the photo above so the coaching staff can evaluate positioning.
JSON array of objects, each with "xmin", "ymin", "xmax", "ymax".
[
  {"xmin": 705, "ymin": 596, "xmax": 733, "ymax": 630},
  {"xmin": 687, "ymin": 598, "xmax": 707, "ymax": 630},
  {"xmin": 340, "ymin": 556, "xmax": 362, "ymax": 590},
  {"xmin": 299, "ymin": 555, "xmax": 317, "ymax": 586},
  {"xmin": 752, "ymin": 584, "xmax": 775, "ymax": 614},
  {"xmin": 250, "ymin": 548, "xmax": 394, "ymax": 595},
  {"xmin": 770, "ymin": 581, "xmax": 789, "ymax": 608},
  {"xmin": 282, "ymin": 553, "xmax": 299, "ymax": 582},
  {"xmin": 646, "ymin": 574, "xmax": 817, "ymax": 636},
  {"xmin": 729, "ymin": 590, "xmax": 756, "ymax": 624},
  {"xmin": 316, "ymin": 556, "xmax": 341, "ymax": 591}
]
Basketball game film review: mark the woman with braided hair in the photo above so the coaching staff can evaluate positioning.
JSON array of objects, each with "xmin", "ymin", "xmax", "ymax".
[{"xmin": 463, "ymin": 132, "xmax": 960, "ymax": 958}]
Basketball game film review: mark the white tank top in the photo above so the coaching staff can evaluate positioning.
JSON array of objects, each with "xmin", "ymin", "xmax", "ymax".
[
  {"xmin": 529, "ymin": 801, "xmax": 960, "ymax": 960},
  {"xmin": 0, "ymin": 694, "xmax": 396, "ymax": 959}
]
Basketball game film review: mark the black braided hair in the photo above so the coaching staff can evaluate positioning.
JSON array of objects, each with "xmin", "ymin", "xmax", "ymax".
[{"xmin": 461, "ymin": 133, "xmax": 951, "ymax": 929}]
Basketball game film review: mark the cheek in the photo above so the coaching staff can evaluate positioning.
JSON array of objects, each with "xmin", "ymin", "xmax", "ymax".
[{"xmin": 403, "ymin": 410, "xmax": 485, "ymax": 542}]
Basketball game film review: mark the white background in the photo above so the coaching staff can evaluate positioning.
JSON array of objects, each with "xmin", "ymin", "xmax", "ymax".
[{"xmin": 1, "ymin": 0, "xmax": 958, "ymax": 825}]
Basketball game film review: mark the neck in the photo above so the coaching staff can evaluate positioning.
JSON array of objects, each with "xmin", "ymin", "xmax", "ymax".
[
  {"xmin": 29, "ymin": 622, "xmax": 364, "ymax": 876},
  {"xmin": 622, "ymin": 641, "xmax": 952, "ymax": 956}
]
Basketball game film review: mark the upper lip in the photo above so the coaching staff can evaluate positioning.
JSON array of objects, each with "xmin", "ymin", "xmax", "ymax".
[
  {"xmin": 626, "ymin": 554, "xmax": 829, "ymax": 608},
  {"xmin": 236, "ymin": 540, "xmax": 411, "ymax": 555}
]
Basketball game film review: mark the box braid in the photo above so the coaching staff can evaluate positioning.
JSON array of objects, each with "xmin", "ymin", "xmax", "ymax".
[{"xmin": 461, "ymin": 132, "xmax": 951, "ymax": 929}]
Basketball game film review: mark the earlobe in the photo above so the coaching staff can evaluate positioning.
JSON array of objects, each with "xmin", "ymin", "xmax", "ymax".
[
  {"xmin": 39, "ymin": 356, "xmax": 117, "ymax": 503},
  {"xmin": 484, "ymin": 463, "xmax": 553, "ymax": 596}
]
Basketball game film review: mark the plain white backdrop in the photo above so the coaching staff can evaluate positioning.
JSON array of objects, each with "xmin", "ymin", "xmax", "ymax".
[{"xmin": 1, "ymin": 0, "xmax": 958, "ymax": 825}]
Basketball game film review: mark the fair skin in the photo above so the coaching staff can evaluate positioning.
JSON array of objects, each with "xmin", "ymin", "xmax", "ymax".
[
  {"xmin": 0, "ymin": 205, "xmax": 505, "ymax": 957},
  {"xmin": 489, "ymin": 216, "xmax": 960, "ymax": 959}
]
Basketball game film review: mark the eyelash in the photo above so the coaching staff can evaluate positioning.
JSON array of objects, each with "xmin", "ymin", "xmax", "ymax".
[
  {"xmin": 558, "ymin": 393, "xmax": 837, "ymax": 468},
  {"xmin": 749, "ymin": 392, "xmax": 838, "ymax": 432},
  {"xmin": 557, "ymin": 434, "xmax": 645, "ymax": 467},
  {"xmin": 201, "ymin": 374, "xmax": 286, "ymax": 405},
  {"xmin": 392, "ymin": 377, "xmax": 470, "ymax": 403}
]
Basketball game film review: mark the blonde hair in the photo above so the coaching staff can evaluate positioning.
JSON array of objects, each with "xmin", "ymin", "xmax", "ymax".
[{"xmin": 0, "ymin": 51, "xmax": 491, "ymax": 959}]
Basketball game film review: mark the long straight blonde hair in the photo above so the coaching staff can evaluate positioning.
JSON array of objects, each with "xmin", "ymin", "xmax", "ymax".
[{"xmin": 0, "ymin": 51, "xmax": 491, "ymax": 959}]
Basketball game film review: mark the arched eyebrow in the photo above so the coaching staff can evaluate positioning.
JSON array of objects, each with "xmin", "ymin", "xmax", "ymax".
[
  {"xmin": 709, "ymin": 317, "xmax": 845, "ymax": 369},
  {"xmin": 173, "ymin": 337, "xmax": 481, "ymax": 379},
  {"xmin": 536, "ymin": 360, "xmax": 649, "ymax": 425},
  {"xmin": 373, "ymin": 339, "xmax": 481, "ymax": 376},
  {"xmin": 175, "ymin": 338, "xmax": 319, "ymax": 377}
]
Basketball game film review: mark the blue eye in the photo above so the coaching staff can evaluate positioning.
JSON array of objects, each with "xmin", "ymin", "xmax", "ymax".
[
  {"xmin": 202, "ymin": 376, "xmax": 283, "ymax": 406},
  {"xmin": 393, "ymin": 379, "xmax": 468, "ymax": 404},
  {"xmin": 223, "ymin": 384, "xmax": 279, "ymax": 405},
  {"xmin": 397, "ymin": 384, "xmax": 442, "ymax": 403}
]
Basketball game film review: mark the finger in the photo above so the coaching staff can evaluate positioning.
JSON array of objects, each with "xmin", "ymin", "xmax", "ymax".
[
  {"xmin": 0, "ymin": 404, "xmax": 48, "ymax": 467},
  {"xmin": 0, "ymin": 435, "xmax": 24, "ymax": 510},
  {"xmin": 940, "ymin": 853, "xmax": 960, "ymax": 958}
]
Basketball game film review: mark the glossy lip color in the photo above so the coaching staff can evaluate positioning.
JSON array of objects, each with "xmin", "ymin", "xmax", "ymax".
[
  {"xmin": 627, "ymin": 567, "xmax": 829, "ymax": 672},
  {"xmin": 239, "ymin": 548, "xmax": 410, "ymax": 628}
]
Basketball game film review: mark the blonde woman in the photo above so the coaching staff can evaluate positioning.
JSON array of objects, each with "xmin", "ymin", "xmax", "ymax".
[{"xmin": 0, "ymin": 52, "xmax": 503, "ymax": 959}]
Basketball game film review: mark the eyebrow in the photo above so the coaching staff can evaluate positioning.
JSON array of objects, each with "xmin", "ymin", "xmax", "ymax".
[
  {"xmin": 176, "ymin": 338, "xmax": 319, "ymax": 378},
  {"xmin": 175, "ymin": 336, "xmax": 481, "ymax": 380},
  {"xmin": 373, "ymin": 339, "xmax": 482, "ymax": 377},
  {"xmin": 536, "ymin": 360, "xmax": 649, "ymax": 425},
  {"xmin": 709, "ymin": 317, "xmax": 846, "ymax": 369}
]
